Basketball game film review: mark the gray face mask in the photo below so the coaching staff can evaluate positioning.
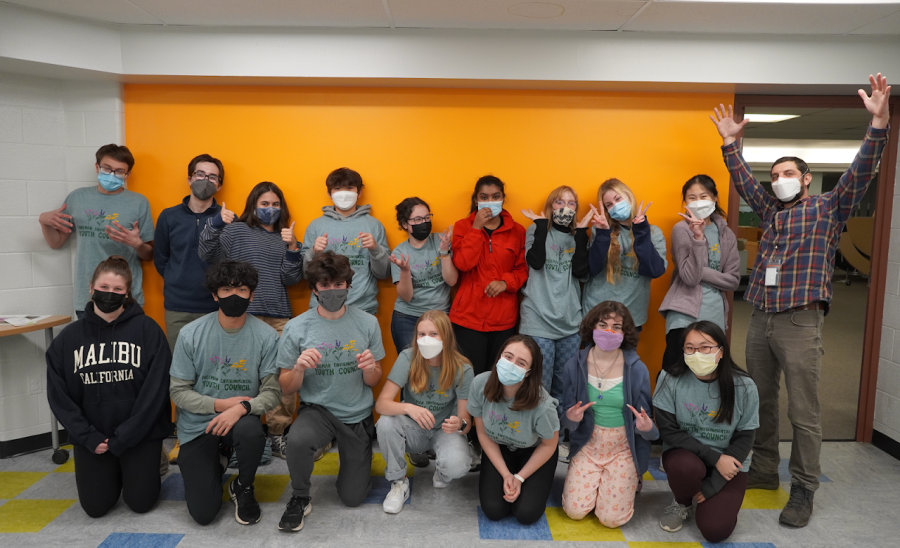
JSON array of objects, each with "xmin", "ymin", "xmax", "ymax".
[
  {"xmin": 316, "ymin": 288, "xmax": 348, "ymax": 313},
  {"xmin": 190, "ymin": 178, "xmax": 217, "ymax": 200}
]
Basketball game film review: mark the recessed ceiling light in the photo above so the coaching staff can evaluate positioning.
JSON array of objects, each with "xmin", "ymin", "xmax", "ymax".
[{"xmin": 745, "ymin": 114, "xmax": 801, "ymax": 123}]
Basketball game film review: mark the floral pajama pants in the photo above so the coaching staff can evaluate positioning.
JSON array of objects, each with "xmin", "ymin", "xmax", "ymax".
[{"xmin": 561, "ymin": 425, "xmax": 638, "ymax": 528}]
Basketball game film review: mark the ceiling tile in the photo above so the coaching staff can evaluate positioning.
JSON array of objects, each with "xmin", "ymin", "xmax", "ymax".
[
  {"xmin": 625, "ymin": 3, "xmax": 900, "ymax": 34},
  {"xmin": 4, "ymin": 0, "xmax": 163, "ymax": 24},
  {"xmin": 128, "ymin": 0, "xmax": 390, "ymax": 27},
  {"xmin": 388, "ymin": 0, "xmax": 645, "ymax": 31}
]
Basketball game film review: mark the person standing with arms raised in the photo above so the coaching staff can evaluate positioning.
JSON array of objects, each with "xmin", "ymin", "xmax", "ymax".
[{"xmin": 709, "ymin": 73, "xmax": 891, "ymax": 528}]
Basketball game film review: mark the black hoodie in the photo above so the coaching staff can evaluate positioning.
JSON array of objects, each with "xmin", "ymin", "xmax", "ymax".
[{"xmin": 46, "ymin": 302, "xmax": 172, "ymax": 456}]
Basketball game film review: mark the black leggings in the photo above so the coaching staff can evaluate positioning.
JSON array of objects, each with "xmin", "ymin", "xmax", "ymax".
[
  {"xmin": 73, "ymin": 437, "xmax": 162, "ymax": 518},
  {"xmin": 661, "ymin": 327, "xmax": 686, "ymax": 377},
  {"xmin": 480, "ymin": 443, "xmax": 559, "ymax": 525}
]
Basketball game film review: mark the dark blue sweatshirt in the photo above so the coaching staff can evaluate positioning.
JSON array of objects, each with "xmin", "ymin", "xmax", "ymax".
[
  {"xmin": 154, "ymin": 196, "xmax": 220, "ymax": 313},
  {"xmin": 46, "ymin": 302, "xmax": 172, "ymax": 456}
]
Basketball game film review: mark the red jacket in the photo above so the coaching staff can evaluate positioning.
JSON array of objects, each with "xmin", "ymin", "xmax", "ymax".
[{"xmin": 450, "ymin": 209, "xmax": 528, "ymax": 331}]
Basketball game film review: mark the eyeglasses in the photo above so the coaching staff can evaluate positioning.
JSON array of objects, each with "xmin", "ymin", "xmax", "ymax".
[
  {"xmin": 683, "ymin": 345, "xmax": 720, "ymax": 355},
  {"xmin": 553, "ymin": 200, "xmax": 577, "ymax": 209},
  {"xmin": 408, "ymin": 214, "xmax": 433, "ymax": 225},
  {"xmin": 192, "ymin": 170, "xmax": 221, "ymax": 184},
  {"xmin": 99, "ymin": 166, "xmax": 129, "ymax": 178}
]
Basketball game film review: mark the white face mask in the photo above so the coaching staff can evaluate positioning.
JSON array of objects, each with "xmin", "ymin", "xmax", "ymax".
[
  {"xmin": 683, "ymin": 350, "xmax": 720, "ymax": 377},
  {"xmin": 686, "ymin": 199, "xmax": 716, "ymax": 220},
  {"xmin": 417, "ymin": 336, "xmax": 443, "ymax": 359},
  {"xmin": 332, "ymin": 190, "xmax": 358, "ymax": 211},
  {"xmin": 772, "ymin": 177, "xmax": 802, "ymax": 202}
]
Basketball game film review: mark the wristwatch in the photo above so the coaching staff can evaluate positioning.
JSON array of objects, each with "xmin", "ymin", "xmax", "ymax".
[
  {"xmin": 240, "ymin": 401, "xmax": 252, "ymax": 415},
  {"xmin": 458, "ymin": 418, "xmax": 467, "ymax": 432}
]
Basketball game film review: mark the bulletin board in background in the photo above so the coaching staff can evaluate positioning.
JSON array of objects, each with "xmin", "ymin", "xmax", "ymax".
[{"xmin": 124, "ymin": 84, "xmax": 734, "ymax": 395}]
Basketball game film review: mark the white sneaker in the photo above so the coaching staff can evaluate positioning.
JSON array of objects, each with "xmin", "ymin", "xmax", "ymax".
[
  {"xmin": 383, "ymin": 477, "xmax": 410, "ymax": 514},
  {"xmin": 557, "ymin": 443, "xmax": 570, "ymax": 464},
  {"xmin": 468, "ymin": 442, "xmax": 481, "ymax": 471},
  {"xmin": 433, "ymin": 470, "xmax": 450, "ymax": 489}
]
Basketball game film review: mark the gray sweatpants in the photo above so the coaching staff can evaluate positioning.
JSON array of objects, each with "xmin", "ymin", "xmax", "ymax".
[
  {"xmin": 286, "ymin": 404, "xmax": 374, "ymax": 506},
  {"xmin": 376, "ymin": 414, "xmax": 471, "ymax": 483}
]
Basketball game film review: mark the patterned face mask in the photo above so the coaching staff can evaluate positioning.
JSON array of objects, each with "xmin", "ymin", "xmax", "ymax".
[{"xmin": 552, "ymin": 207, "xmax": 576, "ymax": 226}]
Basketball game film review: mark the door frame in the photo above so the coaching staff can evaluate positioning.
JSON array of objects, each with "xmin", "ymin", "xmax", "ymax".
[{"xmin": 728, "ymin": 94, "xmax": 900, "ymax": 442}]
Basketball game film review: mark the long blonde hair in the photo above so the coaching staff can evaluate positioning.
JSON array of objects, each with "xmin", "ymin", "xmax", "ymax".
[
  {"xmin": 598, "ymin": 178, "xmax": 638, "ymax": 284},
  {"xmin": 542, "ymin": 185, "xmax": 578, "ymax": 231},
  {"xmin": 408, "ymin": 310, "xmax": 469, "ymax": 394}
]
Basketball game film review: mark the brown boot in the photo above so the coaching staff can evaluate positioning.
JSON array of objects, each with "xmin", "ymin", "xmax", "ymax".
[{"xmin": 779, "ymin": 483, "xmax": 814, "ymax": 527}]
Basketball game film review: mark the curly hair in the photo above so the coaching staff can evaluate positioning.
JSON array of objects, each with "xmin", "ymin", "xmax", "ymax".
[
  {"xmin": 203, "ymin": 260, "xmax": 259, "ymax": 293},
  {"xmin": 578, "ymin": 300, "xmax": 639, "ymax": 350},
  {"xmin": 395, "ymin": 197, "xmax": 430, "ymax": 231},
  {"xmin": 306, "ymin": 250, "xmax": 354, "ymax": 290}
]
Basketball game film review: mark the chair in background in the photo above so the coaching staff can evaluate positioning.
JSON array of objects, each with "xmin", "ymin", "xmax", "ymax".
[{"xmin": 838, "ymin": 217, "xmax": 873, "ymax": 285}]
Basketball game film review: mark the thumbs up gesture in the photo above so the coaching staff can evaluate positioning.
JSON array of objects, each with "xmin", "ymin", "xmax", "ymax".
[
  {"xmin": 220, "ymin": 202, "xmax": 235, "ymax": 224},
  {"xmin": 282, "ymin": 221, "xmax": 299, "ymax": 251}
]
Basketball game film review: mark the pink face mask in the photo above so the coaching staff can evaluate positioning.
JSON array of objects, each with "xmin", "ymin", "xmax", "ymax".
[{"xmin": 593, "ymin": 329, "xmax": 623, "ymax": 351}]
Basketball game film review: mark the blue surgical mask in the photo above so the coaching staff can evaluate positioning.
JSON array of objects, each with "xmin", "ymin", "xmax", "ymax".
[
  {"xmin": 98, "ymin": 171, "xmax": 124, "ymax": 192},
  {"xmin": 607, "ymin": 200, "xmax": 632, "ymax": 222},
  {"xmin": 477, "ymin": 201, "xmax": 503, "ymax": 218},
  {"xmin": 257, "ymin": 206, "xmax": 281, "ymax": 226},
  {"xmin": 496, "ymin": 357, "xmax": 529, "ymax": 386}
]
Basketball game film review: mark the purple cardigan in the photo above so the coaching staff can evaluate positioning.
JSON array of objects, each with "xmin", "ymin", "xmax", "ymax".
[{"xmin": 659, "ymin": 214, "xmax": 740, "ymax": 325}]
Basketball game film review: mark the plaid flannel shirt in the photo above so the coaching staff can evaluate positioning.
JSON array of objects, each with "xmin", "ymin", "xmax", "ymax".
[{"xmin": 722, "ymin": 124, "xmax": 889, "ymax": 314}]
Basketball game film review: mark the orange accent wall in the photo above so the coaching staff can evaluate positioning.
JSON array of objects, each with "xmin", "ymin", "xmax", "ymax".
[{"xmin": 125, "ymin": 84, "xmax": 734, "ymax": 393}]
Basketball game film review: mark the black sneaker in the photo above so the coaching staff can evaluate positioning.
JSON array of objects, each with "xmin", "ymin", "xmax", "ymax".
[
  {"xmin": 279, "ymin": 496, "xmax": 312, "ymax": 532},
  {"xmin": 780, "ymin": 483, "xmax": 814, "ymax": 527},
  {"xmin": 407, "ymin": 452, "xmax": 430, "ymax": 468},
  {"xmin": 228, "ymin": 477, "xmax": 261, "ymax": 525}
]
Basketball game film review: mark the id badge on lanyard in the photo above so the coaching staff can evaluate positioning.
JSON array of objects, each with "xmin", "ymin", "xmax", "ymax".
[{"xmin": 766, "ymin": 244, "xmax": 782, "ymax": 287}]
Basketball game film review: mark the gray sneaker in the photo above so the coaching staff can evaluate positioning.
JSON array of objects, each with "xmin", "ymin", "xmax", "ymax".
[
  {"xmin": 779, "ymin": 483, "xmax": 814, "ymax": 527},
  {"xmin": 659, "ymin": 499, "xmax": 693, "ymax": 533},
  {"xmin": 314, "ymin": 441, "xmax": 332, "ymax": 462},
  {"xmin": 269, "ymin": 433, "xmax": 287, "ymax": 460}
]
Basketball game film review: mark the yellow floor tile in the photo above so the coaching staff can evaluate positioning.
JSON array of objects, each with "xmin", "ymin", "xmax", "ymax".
[
  {"xmin": 0, "ymin": 472, "xmax": 48, "ymax": 499},
  {"xmin": 0, "ymin": 499, "xmax": 75, "ymax": 533},
  {"xmin": 642, "ymin": 471, "xmax": 654, "ymax": 481},
  {"xmin": 311, "ymin": 452, "xmax": 415, "ymax": 477},
  {"xmin": 544, "ymin": 507, "xmax": 626, "ymax": 542},
  {"xmin": 52, "ymin": 446, "xmax": 75, "ymax": 473},
  {"xmin": 371, "ymin": 453, "xmax": 415, "ymax": 477},
  {"xmin": 629, "ymin": 543, "xmax": 703, "ymax": 548},
  {"xmin": 221, "ymin": 474, "xmax": 291, "ymax": 503},
  {"xmin": 741, "ymin": 486, "xmax": 790, "ymax": 509}
]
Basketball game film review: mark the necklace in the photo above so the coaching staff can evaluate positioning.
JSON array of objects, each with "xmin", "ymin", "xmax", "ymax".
[{"xmin": 589, "ymin": 349, "xmax": 620, "ymax": 400}]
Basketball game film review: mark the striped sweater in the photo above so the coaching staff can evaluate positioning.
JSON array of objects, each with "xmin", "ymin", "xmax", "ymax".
[{"xmin": 198, "ymin": 216, "xmax": 303, "ymax": 318}]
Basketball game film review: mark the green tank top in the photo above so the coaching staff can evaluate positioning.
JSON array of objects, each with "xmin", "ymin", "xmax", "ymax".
[{"xmin": 587, "ymin": 376, "xmax": 625, "ymax": 428}]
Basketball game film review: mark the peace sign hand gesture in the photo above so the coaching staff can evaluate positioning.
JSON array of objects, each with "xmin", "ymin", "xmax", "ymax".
[
  {"xmin": 565, "ymin": 401, "xmax": 596, "ymax": 423},
  {"xmin": 589, "ymin": 203, "xmax": 609, "ymax": 231},
  {"xmin": 677, "ymin": 207, "xmax": 705, "ymax": 240},
  {"xmin": 627, "ymin": 404, "xmax": 654, "ymax": 433},
  {"xmin": 632, "ymin": 200, "xmax": 652, "ymax": 225}
]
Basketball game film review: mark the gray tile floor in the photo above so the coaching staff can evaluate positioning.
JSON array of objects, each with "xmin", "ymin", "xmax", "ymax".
[{"xmin": 1, "ymin": 440, "xmax": 899, "ymax": 547}]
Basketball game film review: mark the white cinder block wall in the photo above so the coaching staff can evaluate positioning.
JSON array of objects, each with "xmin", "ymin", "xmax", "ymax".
[
  {"xmin": 0, "ymin": 73, "xmax": 123, "ymax": 444},
  {"xmin": 876, "ymin": 150, "xmax": 900, "ymax": 444}
]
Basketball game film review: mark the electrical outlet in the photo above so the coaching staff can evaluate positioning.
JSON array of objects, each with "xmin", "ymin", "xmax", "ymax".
[{"xmin": 28, "ymin": 376, "xmax": 42, "ymax": 395}]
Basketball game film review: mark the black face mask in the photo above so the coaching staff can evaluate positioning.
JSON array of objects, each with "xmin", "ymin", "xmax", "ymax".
[
  {"xmin": 92, "ymin": 290, "xmax": 126, "ymax": 313},
  {"xmin": 218, "ymin": 294, "xmax": 251, "ymax": 318},
  {"xmin": 410, "ymin": 221, "xmax": 432, "ymax": 242}
]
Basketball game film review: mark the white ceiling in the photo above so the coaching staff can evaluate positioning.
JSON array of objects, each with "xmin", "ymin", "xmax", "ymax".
[{"xmin": 3, "ymin": 0, "xmax": 900, "ymax": 34}]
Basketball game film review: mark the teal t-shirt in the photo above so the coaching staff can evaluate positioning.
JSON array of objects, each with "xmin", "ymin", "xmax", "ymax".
[
  {"xmin": 390, "ymin": 234, "xmax": 452, "ymax": 316},
  {"xmin": 582, "ymin": 224, "xmax": 667, "ymax": 327},
  {"xmin": 466, "ymin": 372, "xmax": 560, "ymax": 449},
  {"xmin": 665, "ymin": 224, "xmax": 726, "ymax": 333},
  {"xmin": 519, "ymin": 224, "xmax": 583, "ymax": 340},
  {"xmin": 653, "ymin": 370, "xmax": 760, "ymax": 469},
  {"xmin": 277, "ymin": 305, "xmax": 386, "ymax": 424},
  {"xmin": 63, "ymin": 187, "xmax": 155, "ymax": 311},
  {"xmin": 387, "ymin": 348, "xmax": 474, "ymax": 430},
  {"xmin": 587, "ymin": 375, "xmax": 625, "ymax": 428},
  {"xmin": 170, "ymin": 313, "xmax": 280, "ymax": 444}
]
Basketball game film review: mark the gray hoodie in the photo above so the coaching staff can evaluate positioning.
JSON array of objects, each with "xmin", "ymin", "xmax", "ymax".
[{"xmin": 301, "ymin": 205, "xmax": 390, "ymax": 314}]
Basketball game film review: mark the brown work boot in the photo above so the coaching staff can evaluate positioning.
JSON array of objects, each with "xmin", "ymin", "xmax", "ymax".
[
  {"xmin": 779, "ymin": 483, "xmax": 814, "ymax": 527},
  {"xmin": 746, "ymin": 467, "xmax": 780, "ymax": 490}
]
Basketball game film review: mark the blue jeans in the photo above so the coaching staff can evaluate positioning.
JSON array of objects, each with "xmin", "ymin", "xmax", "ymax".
[
  {"xmin": 390, "ymin": 310, "xmax": 419, "ymax": 355},
  {"xmin": 532, "ymin": 333, "xmax": 581, "ymax": 401}
]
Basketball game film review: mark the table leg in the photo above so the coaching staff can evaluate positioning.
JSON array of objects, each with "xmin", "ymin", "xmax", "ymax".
[{"xmin": 44, "ymin": 327, "xmax": 68, "ymax": 464}]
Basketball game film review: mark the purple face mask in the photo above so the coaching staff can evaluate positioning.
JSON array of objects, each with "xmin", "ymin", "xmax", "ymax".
[{"xmin": 593, "ymin": 329, "xmax": 624, "ymax": 351}]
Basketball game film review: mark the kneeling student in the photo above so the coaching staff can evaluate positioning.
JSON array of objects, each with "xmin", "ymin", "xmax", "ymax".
[
  {"xmin": 277, "ymin": 251, "xmax": 385, "ymax": 532},
  {"xmin": 375, "ymin": 309, "xmax": 473, "ymax": 513},
  {"xmin": 170, "ymin": 260, "xmax": 282, "ymax": 526}
]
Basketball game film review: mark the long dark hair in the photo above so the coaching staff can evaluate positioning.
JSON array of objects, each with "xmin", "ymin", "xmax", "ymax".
[
  {"xmin": 469, "ymin": 175, "xmax": 505, "ymax": 214},
  {"xmin": 682, "ymin": 174, "xmax": 726, "ymax": 218},
  {"xmin": 238, "ymin": 181, "xmax": 291, "ymax": 231},
  {"xmin": 663, "ymin": 321, "xmax": 750, "ymax": 425},
  {"xmin": 483, "ymin": 335, "xmax": 544, "ymax": 411}
]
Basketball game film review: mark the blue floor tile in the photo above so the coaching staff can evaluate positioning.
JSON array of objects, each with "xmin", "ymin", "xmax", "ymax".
[
  {"xmin": 98, "ymin": 533, "xmax": 184, "ymax": 548},
  {"xmin": 701, "ymin": 543, "xmax": 777, "ymax": 548},
  {"xmin": 546, "ymin": 476, "xmax": 564, "ymax": 508},
  {"xmin": 476, "ymin": 506, "xmax": 553, "ymax": 540},
  {"xmin": 647, "ymin": 456, "xmax": 668, "ymax": 481},
  {"xmin": 362, "ymin": 476, "xmax": 413, "ymax": 505},
  {"xmin": 777, "ymin": 459, "xmax": 831, "ymax": 483}
]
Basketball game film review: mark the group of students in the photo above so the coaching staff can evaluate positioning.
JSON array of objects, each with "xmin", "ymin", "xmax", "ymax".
[{"xmin": 39, "ymin": 73, "xmax": 891, "ymax": 542}]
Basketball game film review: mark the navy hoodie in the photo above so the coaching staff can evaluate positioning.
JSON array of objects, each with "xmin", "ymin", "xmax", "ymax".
[
  {"xmin": 154, "ymin": 196, "xmax": 220, "ymax": 313},
  {"xmin": 46, "ymin": 302, "xmax": 172, "ymax": 456}
]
